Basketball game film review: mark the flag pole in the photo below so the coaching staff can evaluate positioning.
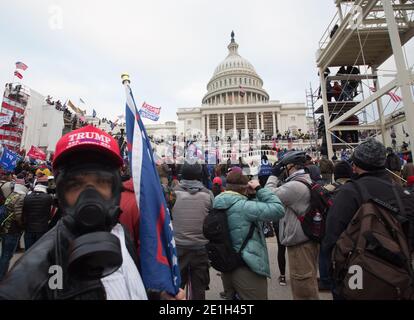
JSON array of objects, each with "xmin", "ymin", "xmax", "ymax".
[{"xmin": 121, "ymin": 73, "xmax": 131, "ymax": 87}]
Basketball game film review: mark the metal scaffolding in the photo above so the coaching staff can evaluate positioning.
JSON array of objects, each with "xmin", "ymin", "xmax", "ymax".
[{"xmin": 316, "ymin": 0, "xmax": 414, "ymax": 158}]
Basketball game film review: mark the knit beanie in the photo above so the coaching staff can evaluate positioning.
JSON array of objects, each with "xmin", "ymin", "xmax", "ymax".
[{"xmin": 352, "ymin": 138, "xmax": 386, "ymax": 171}]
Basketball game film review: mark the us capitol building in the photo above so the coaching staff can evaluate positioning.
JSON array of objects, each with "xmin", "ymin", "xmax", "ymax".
[{"xmin": 175, "ymin": 32, "xmax": 309, "ymax": 140}]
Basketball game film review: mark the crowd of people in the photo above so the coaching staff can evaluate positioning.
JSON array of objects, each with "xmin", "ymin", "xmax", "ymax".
[
  {"xmin": 0, "ymin": 123, "xmax": 413, "ymax": 300},
  {"xmin": 156, "ymin": 140, "xmax": 414, "ymax": 300}
]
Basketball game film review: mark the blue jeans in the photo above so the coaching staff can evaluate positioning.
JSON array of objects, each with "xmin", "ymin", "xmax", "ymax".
[
  {"xmin": 24, "ymin": 232, "xmax": 45, "ymax": 251},
  {"xmin": 319, "ymin": 246, "xmax": 332, "ymax": 289},
  {"xmin": 0, "ymin": 233, "xmax": 21, "ymax": 281}
]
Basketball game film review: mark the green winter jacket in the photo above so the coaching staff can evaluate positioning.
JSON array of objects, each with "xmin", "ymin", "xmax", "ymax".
[{"xmin": 213, "ymin": 188, "xmax": 285, "ymax": 277}]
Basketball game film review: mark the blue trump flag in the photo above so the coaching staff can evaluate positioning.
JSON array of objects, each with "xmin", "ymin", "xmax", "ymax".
[
  {"xmin": 123, "ymin": 76, "xmax": 180, "ymax": 295},
  {"xmin": 0, "ymin": 148, "xmax": 21, "ymax": 171}
]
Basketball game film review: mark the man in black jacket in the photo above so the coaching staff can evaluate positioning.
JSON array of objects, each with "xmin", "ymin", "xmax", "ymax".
[
  {"xmin": 22, "ymin": 183, "xmax": 53, "ymax": 250},
  {"xmin": 323, "ymin": 139, "xmax": 414, "ymax": 299}
]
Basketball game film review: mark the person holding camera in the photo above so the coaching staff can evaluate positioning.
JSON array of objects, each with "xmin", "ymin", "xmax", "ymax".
[
  {"xmin": 213, "ymin": 169, "xmax": 284, "ymax": 299},
  {"xmin": 265, "ymin": 151, "xmax": 320, "ymax": 300}
]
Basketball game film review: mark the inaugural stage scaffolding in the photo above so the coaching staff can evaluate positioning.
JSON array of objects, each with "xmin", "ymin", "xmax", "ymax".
[{"xmin": 316, "ymin": 0, "xmax": 414, "ymax": 158}]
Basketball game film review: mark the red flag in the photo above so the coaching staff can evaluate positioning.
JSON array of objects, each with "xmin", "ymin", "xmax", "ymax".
[
  {"xmin": 14, "ymin": 71, "xmax": 23, "ymax": 79},
  {"xmin": 27, "ymin": 146, "xmax": 46, "ymax": 161}
]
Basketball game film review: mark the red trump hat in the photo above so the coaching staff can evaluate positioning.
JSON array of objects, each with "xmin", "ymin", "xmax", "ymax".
[{"xmin": 53, "ymin": 125, "xmax": 123, "ymax": 171}]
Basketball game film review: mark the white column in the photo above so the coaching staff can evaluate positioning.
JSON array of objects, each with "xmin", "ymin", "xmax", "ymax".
[
  {"xmin": 207, "ymin": 114, "xmax": 210, "ymax": 138},
  {"xmin": 202, "ymin": 115, "xmax": 206, "ymax": 138},
  {"xmin": 384, "ymin": 0, "xmax": 414, "ymax": 156},
  {"xmin": 256, "ymin": 112, "xmax": 260, "ymax": 130},
  {"xmin": 233, "ymin": 113, "xmax": 237, "ymax": 136},
  {"xmin": 232, "ymin": 92, "xmax": 235, "ymax": 105},
  {"xmin": 217, "ymin": 113, "xmax": 221, "ymax": 132},
  {"xmin": 277, "ymin": 113, "xmax": 281, "ymax": 133},
  {"xmin": 244, "ymin": 113, "xmax": 248, "ymax": 131},
  {"xmin": 261, "ymin": 112, "xmax": 265, "ymax": 132},
  {"xmin": 272, "ymin": 112, "xmax": 277, "ymax": 137}
]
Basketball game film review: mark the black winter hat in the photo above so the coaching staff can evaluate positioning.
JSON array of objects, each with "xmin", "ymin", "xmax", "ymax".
[
  {"xmin": 352, "ymin": 138, "xmax": 386, "ymax": 171},
  {"xmin": 181, "ymin": 162, "xmax": 202, "ymax": 180},
  {"xmin": 334, "ymin": 161, "xmax": 352, "ymax": 180}
]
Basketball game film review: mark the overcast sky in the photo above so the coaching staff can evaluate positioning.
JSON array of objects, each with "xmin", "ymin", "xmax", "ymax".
[{"xmin": 1, "ymin": 1, "xmax": 413, "ymax": 123}]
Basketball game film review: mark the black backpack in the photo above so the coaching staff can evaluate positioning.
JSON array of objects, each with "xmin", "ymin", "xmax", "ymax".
[
  {"xmin": 203, "ymin": 207, "xmax": 255, "ymax": 273},
  {"xmin": 295, "ymin": 179, "xmax": 333, "ymax": 242}
]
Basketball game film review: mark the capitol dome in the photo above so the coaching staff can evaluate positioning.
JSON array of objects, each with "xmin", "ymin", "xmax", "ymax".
[{"xmin": 202, "ymin": 31, "xmax": 269, "ymax": 105}]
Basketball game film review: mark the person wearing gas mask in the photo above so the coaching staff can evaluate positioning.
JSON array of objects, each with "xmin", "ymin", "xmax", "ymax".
[{"xmin": 0, "ymin": 125, "xmax": 183, "ymax": 300}]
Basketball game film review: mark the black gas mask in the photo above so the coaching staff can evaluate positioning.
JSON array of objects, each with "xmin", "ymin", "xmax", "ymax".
[{"xmin": 56, "ymin": 164, "xmax": 123, "ymax": 281}]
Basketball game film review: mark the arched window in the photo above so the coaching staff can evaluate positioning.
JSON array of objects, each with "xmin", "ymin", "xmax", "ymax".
[
  {"xmin": 229, "ymin": 78, "xmax": 232, "ymax": 85},
  {"xmin": 220, "ymin": 80, "xmax": 222, "ymax": 87},
  {"xmin": 244, "ymin": 78, "xmax": 247, "ymax": 84}
]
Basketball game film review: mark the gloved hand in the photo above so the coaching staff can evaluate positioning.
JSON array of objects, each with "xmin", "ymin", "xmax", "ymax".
[{"xmin": 272, "ymin": 163, "xmax": 283, "ymax": 177}]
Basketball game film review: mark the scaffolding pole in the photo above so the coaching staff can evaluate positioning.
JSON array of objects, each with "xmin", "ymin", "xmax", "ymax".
[
  {"xmin": 373, "ymin": 66, "xmax": 387, "ymax": 145},
  {"xmin": 383, "ymin": 0, "xmax": 414, "ymax": 156},
  {"xmin": 319, "ymin": 68, "xmax": 334, "ymax": 159}
]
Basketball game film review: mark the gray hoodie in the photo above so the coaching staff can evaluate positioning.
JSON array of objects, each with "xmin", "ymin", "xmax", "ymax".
[
  {"xmin": 265, "ymin": 170, "xmax": 311, "ymax": 246},
  {"xmin": 172, "ymin": 180, "xmax": 214, "ymax": 249}
]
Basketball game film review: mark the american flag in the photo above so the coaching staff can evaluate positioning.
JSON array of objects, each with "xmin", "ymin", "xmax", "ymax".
[
  {"xmin": 369, "ymin": 87, "xmax": 402, "ymax": 103},
  {"xmin": 15, "ymin": 62, "xmax": 28, "ymax": 71},
  {"xmin": 14, "ymin": 71, "xmax": 23, "ymax": 80},
  {"xmin": 123, "ymin": 77, "xmax": 181, "ymax": 295}
]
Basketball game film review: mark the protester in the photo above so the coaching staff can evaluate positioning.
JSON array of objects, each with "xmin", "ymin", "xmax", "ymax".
[
  {"xmin": 406, "ymin": 176, "xmax": 414, "ymax": 192},
  {"xmin": 119, "ymin": 177, "xmax": 140, "ymax": 252},
  {"xmin": 319, "ymin": 155, "xmax": 334, "ymax": 184},
  {"xmin": 0, "ymin": 180, "xmax": 28, "ymax": 281},
  {"xmin": 318, "ymin": 160, "xmax": 352, "ymax": 292},
  {"xmin": 213, "ymin": 170, "xmax": 285, "ymax": 299},
  {"xmin": 332, "ymin": 81, "xmax": 343, "ymax": 101},
  {"xmin": 212, "ymin": 176, "xmax": 224, "ymax": 197},
  {"xmin": 172, "ymin": 161, "xmax": 214, "ymax": 300},
  {"xmin": 323, "ymin": 139, "xmax": 414, "ymax": 299},
  {"xmin": 402, "ymin": 155, "xmax": 414, "ymax": 182},
  {"xmin": 324, "ymin": 160, "xmax": 352, "ymax": 196},
  {"xmin": 0, "ymin": 125, "xmax": 184, "ymax": 300},
  {"xmin": 22, "ymin": 183, "xmax": 53, "ymax": 250},
  {"xmin": 385, "ymin": 147, "xmax": 403, "ymax": 185},
  {"xmin": 266, "ymin": 150, "xmax": 320, "ymax": 300}
]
